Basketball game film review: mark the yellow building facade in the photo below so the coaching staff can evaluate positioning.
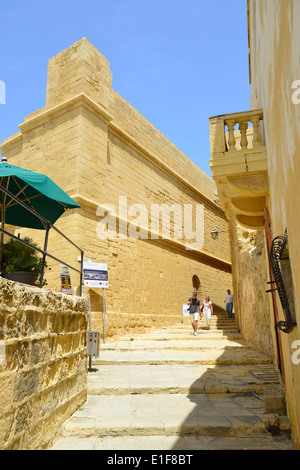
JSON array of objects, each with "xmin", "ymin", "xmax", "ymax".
[
  {"xmin": 209, "ymin": 0, "xmax": 300, "ymax": 449},
  {"xmin": 0, "ymin": 38, "xmax": 232, "ymax": 338}
]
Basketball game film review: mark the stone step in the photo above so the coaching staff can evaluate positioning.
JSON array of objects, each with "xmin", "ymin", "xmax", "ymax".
[
  {"xmin": 87, "ymin": 363, "xmax": 280, "ymax": 396},
  {"xmin": 150, "ymin": 322, "xmax": 238, "ymax": 329},
  {"xmin": 184, "ymin": 326, "xmax": 238, "ymax": 330},
  {"xmin": 51, "ymin": 322, "xmax": 294, "ymax": 450},
  {"xmin": 59, "ymin": 393, "xmax": 291, "ymax": 440},
  {"xmin": 51, "ymin": 433, "xmax": 294, "ymax": 451},
  {"xmin": 177, "ymin": 321, "xmax": 234, "ymax": 323},
  {"xmin": 182, "ymin": 319, "xmax": 236, "ymax": 324},
  {"xmin": 94, "ymin": 348, "xmax": 273, "ymax": 366},
  {"xmin": 103, "ymin": 328, "xmax": 239, "ymax": 341},
  {"xmin": 120, "ymin": 325, "xmax": 240, "ymax": 333},
  {"xmin": 117, "ymin": 328, "xmax": 241, "ymax": 338},
  {"xmin": 115, "ymin": 332, "xmax": 243, "ymax": 343},
  {"xmin": 100, "ymin": 339, "xmax": 252, "ymax": 352}
]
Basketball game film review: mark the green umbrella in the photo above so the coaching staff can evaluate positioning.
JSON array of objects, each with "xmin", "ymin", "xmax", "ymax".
[
  {"xmin": 0, "ymin": 158, "xmax": 82, "ymax": 290},
  {"xmin": 0, "ymin": 160, "xmax": 80, "ymax": 230}
]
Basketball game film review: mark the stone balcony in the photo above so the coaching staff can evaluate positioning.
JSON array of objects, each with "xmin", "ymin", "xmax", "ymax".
[{"xmin": 209, "ymin": 109, "xmax": 268, "ymax": 229}]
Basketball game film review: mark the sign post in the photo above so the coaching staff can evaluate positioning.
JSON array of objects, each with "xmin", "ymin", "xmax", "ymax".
[
  {"xmin": 102, "ymin": 287, "xmax": 106, "ymax": 344},
  {"xmin": 83, "ymin": 262, "xmax": 108, "ymax": 343}
]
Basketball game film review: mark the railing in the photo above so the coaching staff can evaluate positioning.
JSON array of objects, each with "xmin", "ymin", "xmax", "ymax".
[
  {"xmin": 0, "ymin": 183, "xmax": 84, "ymax": 295},
  {"xmin": 266, "ymin": 233, "xmax": 296, "ymax": 334},
  {"xmin": 224, "ymin": 109, "xmax": 264, "ymax": 152}
]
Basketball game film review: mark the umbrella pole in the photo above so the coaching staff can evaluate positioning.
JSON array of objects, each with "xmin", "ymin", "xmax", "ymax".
[
  {"xmin": 39, "ymin": 223, "xmax": 50, "ymax": 288},
  {"xmin": 0, "ymin": 200, "xmax": 5, "ymax": 272},
  {"xmin": 0, "ymin": 176, "xmax": 10, "ymax": 272}
]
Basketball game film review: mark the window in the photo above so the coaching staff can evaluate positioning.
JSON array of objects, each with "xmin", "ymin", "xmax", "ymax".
[{"xmin": 192, "ymin": 275, "xmax": 201, "ymax": 296}]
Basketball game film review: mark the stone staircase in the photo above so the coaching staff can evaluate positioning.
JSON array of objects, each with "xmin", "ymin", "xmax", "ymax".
[{"xmin": 51, "ymin": 313, "xmax": 294, "ymax": 450}]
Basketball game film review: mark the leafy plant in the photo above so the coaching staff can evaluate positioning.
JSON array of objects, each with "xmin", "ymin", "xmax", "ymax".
[{"xmin": 1, "ymin": 237, "xmax": 47, "ymax": 285}]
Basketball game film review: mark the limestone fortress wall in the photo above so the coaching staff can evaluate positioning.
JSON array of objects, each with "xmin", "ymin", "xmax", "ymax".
[{"xmin": 0, "ymin": 38, "xmax": 232, "ymax": 338}]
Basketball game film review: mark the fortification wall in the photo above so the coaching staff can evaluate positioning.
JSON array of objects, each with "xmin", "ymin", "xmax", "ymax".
[{"xmin": 0, "ymin": 39, "xmax": 232, "ymax": 338}]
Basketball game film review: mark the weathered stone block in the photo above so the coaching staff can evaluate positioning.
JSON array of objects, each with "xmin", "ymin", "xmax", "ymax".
[
  {"xmin": 64, "ymin": 313, "xmax": 80, "ymax": 333},
  {"xmin": 14, "ymin": 369, "xmax": 40, "ymax": 402},
  {"xmin": 56, "ymin": 334, "xmax": 73, "ymax": 356},
  {"xmin": 15, "ymin": 401, "xmax": 33, "ymax": 436},
  {"xmin": 264, "ymin": 384, "xmax": 286, "ymax": 414},
  {"xmin": 0, "ymin": 413, "xmax": 14, "ymax": 445},
  {"xmin": 6, "ymin": 312, "xmax": 24, "ymax": 339}
]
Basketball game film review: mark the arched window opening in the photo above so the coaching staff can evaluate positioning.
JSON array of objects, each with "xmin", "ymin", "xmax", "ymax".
[{"xmin": 192, "ymin": 275, "xmax": 201, "ymax": 297}]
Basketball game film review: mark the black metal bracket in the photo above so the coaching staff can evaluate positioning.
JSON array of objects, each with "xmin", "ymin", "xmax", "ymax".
[
  {"xmin": 266, "ymin": 280, "xmax": 277, "ymax": 293},
  {"xmin": 266, "ymin": 234, "xmax": 296, "ymax": 333}
]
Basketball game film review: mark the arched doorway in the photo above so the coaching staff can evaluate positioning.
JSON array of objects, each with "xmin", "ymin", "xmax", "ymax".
[{"xmin": 192, "ymin": 275, "xmax": 201, "ymax": 297}]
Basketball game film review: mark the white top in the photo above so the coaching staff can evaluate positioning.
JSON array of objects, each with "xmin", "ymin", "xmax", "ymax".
[
  {"xmin": 203, "ymin": 300, "xmax": 212, "ymax": 314},
  {"xmin": 224, "ymin": 294, "xmax": 234, "ymax": 303}
]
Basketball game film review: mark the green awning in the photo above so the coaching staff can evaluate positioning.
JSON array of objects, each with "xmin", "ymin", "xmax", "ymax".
[{"xmin": 0, "ymin": 162, "xmax": 80, "ymax": 229}]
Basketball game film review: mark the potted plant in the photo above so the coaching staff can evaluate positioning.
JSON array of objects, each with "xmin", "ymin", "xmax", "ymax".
[{"xmin": 1, "ymin": 237, "xmax": 47, "ymax": 286}]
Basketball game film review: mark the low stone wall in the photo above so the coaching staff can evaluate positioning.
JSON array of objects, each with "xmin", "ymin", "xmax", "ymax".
[{"xmin": 0, "ymin": 279, "xmax": 88, "ymax": 450}]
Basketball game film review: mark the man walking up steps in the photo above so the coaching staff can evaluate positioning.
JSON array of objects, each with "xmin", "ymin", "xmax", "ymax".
[{"xmin": 224, "ymin": 289, "xmax": 234, "ymax": 318}]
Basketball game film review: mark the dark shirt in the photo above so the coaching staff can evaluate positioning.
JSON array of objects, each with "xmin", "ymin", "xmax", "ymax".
[{"xmin": 188, "ymin": 297, "xmax": 200, "ymax": 314}]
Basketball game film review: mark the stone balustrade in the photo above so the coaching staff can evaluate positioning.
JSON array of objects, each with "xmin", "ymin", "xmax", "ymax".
[
  {"xmin": 209, "ymin": 109, "xmax": 265, "ymax": 157},
  {"xmin": 209, "ymin": 109, "xmax": 268, "ymax": 230},
  {"xmin": 224, "ymin": 109, "xmax": 264, "ymax": 152}
]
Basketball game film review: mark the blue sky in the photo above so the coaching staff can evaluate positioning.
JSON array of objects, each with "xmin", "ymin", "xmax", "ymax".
[{"xmin": 0, "ymin": 0, "xmax": 250, "ymax": 177}]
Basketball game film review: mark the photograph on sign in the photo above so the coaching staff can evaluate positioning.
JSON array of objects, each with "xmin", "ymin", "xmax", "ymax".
[{"xmin": 83, "ymin": 262, "xmax": 108, "ymax": 288}]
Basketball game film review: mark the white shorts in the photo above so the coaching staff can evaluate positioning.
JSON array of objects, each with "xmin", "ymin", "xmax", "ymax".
[{"xmin": 189, "ymin": 312, "xmax": 199, "ymax": 323}]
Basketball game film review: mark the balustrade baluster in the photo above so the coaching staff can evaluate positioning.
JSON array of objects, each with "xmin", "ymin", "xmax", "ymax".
[
  {"xmin": 239, "ymin": 122, "xmax": 248, "ymax": 149},
  {"xmin": 251, "ymin": 116, "xmax": 262, "ymax": 147},
  {"xmin": 226, "ymin": 119, "xmax": 236, "ymax": 151}
]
